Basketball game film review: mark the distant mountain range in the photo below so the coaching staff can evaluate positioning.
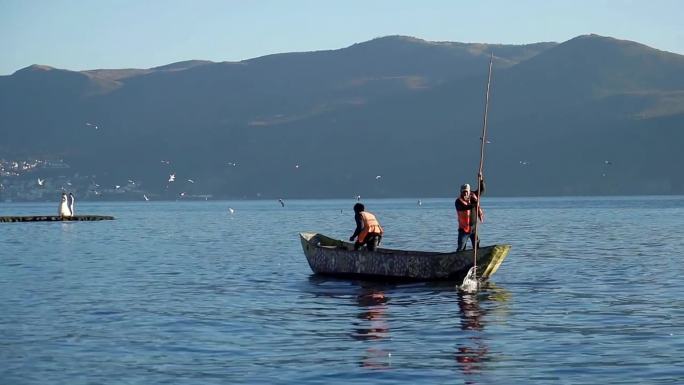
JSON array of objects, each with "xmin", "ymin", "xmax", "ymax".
[{"xmin": 1, "ymin": 34, "xmax": 682, "ymax": 200}]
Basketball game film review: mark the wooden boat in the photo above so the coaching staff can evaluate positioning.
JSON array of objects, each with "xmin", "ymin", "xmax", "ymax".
[
  {"xmin": 300, "ymin": 232, "xmax": 510, "ymax": 281},
  {"xmin": 0, "ymin": 215, "xmax": 115, "ymax": 223}
]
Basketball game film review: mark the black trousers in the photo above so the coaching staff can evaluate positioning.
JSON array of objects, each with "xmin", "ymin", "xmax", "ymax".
[{"xmin": 355, "ymin": 234, "xmax": 382, "ymax": 251}]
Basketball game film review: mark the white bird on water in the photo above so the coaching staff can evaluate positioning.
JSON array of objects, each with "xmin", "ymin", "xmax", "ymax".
[
  {"xmin": 68, "ymin": 192, "xmax": 75, "ymax": 216},
  {"xmin": 58, "ymin": 193, "xmax": 72, "ymax": 217}
]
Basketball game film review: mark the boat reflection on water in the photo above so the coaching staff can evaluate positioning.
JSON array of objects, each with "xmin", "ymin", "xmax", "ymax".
[
  {"xmin": 352, "ymin": 284, "xmax": 392, "ymax": 369},
  {"xmin": 304, "ymin": 276, "xmax": 510, "ymax": 374},
  {"xmin": 455, "ymin": 283, "xmax": 510, "ymax": 378},
  {"xmin": 455, "ymin": 291, "xmax": 488, "ymax": 376},
  {"xmin": 353, "ymin": 289, "xmax": 389, "ymax": 340}
]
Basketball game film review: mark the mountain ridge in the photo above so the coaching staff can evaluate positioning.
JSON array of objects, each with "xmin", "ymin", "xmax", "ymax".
[{"xmin": 1, "ymin": 34, "xmax": 682, "ymax": 200}]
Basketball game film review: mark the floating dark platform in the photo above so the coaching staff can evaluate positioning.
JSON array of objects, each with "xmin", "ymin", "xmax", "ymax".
[{"xmin": 0, "ymin": 215, "xmax": 115, "ymax": 223}]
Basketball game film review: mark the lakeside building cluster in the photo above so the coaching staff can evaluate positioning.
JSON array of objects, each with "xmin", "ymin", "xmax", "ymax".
[{"xmin": 0, "ymin": 158, "xmax": 143, "ymax": 202}]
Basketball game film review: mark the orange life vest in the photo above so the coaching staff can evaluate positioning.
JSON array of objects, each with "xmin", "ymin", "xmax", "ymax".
[
  {"xmin": 457, "ymin": 196, "xmax": 484, "ymax": 233},
  {"xmin": 358, "ymin": 211, "xmax": 383, "ymax": 243}
]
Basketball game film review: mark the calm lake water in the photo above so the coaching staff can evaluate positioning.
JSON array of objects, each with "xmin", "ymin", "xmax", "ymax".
[{"xmin": 1, "ymin": 196, "xmax": 684, "ymax": 384}]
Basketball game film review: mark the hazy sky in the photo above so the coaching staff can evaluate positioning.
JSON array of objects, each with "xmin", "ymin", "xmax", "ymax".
[{"xmin": 1, "ymin": 0, "xmax": 682, "ymax": 75}]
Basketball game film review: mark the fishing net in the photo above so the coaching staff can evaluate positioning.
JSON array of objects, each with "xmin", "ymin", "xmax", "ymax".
[{"xmin": 459, "ymin": 266, "xmax": 479, "ymax": 293}]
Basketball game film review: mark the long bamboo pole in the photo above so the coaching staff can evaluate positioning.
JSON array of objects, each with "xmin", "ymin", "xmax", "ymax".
[{"xmin": 473, "ymin": 53, "xmax": 493, "ymax": 276}]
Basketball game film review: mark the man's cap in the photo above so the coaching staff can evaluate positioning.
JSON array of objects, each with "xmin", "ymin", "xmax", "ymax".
[{"xmin": 460, "ymin": 183, "xmax": 471, "ymax": 192}]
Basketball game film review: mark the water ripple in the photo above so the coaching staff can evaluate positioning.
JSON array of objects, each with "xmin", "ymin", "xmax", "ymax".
[{"xmin": 2, "ymin": 197, "xmax": 684, "ymax": 384}]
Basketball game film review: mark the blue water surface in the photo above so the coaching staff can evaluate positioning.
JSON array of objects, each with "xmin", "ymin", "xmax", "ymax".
[{"xmin": 1, "ymin": 196, "xmax": 683, "ymax": 384}]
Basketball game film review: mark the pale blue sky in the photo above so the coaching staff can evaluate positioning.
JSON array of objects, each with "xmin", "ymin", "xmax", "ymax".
[{"xmin": 1, "ymin": 0, "xmax": 682, "ymax": 75}]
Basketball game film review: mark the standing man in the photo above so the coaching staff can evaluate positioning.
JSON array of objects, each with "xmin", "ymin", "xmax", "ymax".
[
  {"xmin": 349, "ymin": 203, "xmax": 384, "ymax": 251},
  {"xmin": 455, "ymin": 173, "xmax": 485, "ymax": 251}
]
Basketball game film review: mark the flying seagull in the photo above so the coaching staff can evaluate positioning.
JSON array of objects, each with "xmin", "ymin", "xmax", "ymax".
[
  {"xmin": 37, "ymin": 178, "xmax": 45, "ymax": 186},
  {"xmin": 278, "ymin": 198, "xmax": 285, "ymax": 207}
]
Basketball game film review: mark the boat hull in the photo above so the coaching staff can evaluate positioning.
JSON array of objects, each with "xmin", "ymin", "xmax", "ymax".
[{"xmin": 300, "ymin": 232, "xmax": 510, "ymax": 281}]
